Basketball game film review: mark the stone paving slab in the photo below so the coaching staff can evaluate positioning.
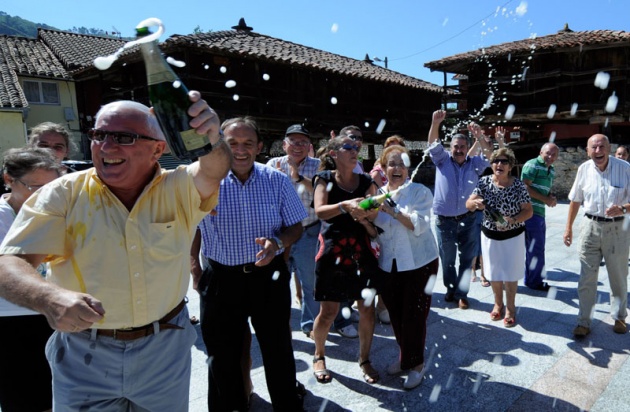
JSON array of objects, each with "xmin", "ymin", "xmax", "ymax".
[{"xmin": 185, "ymin": 202, "xmax": 630, "ymax": 411}]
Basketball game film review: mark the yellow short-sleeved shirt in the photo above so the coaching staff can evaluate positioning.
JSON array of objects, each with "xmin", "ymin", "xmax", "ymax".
[{"xmin": 0, "ymin": 166, "xmax": 217, "ymax": 329}]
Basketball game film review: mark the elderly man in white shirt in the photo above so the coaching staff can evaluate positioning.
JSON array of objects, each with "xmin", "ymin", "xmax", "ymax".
[{"xmin": 564, "ymin": 134, "xmax": 630, "ymax": 337}]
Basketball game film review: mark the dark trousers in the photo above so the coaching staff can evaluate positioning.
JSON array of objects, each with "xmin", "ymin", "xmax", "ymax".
[
  {"xmin": 524, "ymin": 214, "xmax": 546, "ymax": 288},
  {"xmin": 200, "ymin": 255, "xmax": 300, "ymax": 412},
  {"xmin": 380, "ymin": 258, "xmax": 439, "ymax": 370}
]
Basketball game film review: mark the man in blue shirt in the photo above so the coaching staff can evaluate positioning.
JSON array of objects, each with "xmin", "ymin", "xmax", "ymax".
[
  {"xmin": 428, "ymin": 110, "xmax": 491, "ymax": 309},
  {"xmin": 197, "ymin": 117, "xmax": 307, "ymax": 411}
]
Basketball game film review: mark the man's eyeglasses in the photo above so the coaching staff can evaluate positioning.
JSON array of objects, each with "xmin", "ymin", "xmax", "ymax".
[
  {"xmin": 491, "ymin": 158, "xmax": 510, "ymax": 165},
  {"xmin": 340, "ymin": 143, "xmax": 360, "ymax": 152},
  {"xmin": 284, "ymin": 139, "xmax": 310, "ymax": 148},
  {"xmin": 16, "ymin": 179, "xmax": 45, "ymax": 192},
  {"xmin": 87, "ymin": 129, "xmax": 160, "ymax": 146}
]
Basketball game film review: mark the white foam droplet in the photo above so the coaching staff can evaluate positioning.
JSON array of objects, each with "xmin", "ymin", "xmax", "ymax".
[
  {"xmin": 172, "ymin": 80, "xmax": 181, "ymax": 88},
  {"xmin": 570, "ymin": 103, "xmax": 578, "ymax": 116},
  {"xmin": 94, "ymin": 55, "xmax": 116, "ymax": 70},
  {"xmin": 505, "ymin": 104, "xmax": 516, "ymax": 120},
  {"xmin": 605, "ymin": 92, "xmax": 618, "ymax": 113},
  {"xmin": 204, "ymin": 64, "xmax": 209, "ymax": 70},
  {"xmin": 361, "ymin": 288, "xmax": 376, "ymax": 306},
  {"xmin": 546, "ymin": 286, "xmax": 557, "ymax": 300},
  {"xmin": 364, "ymin": 122, "xmax": 370, "ymax": 128},
  {"xmin": 225, "ymin": 80, "xmax": 237, "ymax": 88},
  {"xmin": 326, "ymin": 182, "xmax": 333, "ymax": 192},
  {"xmin": 272, "ymin": 271, "xmax": 280, "ymax": 281},
  {"xmin": 220, "ymin": 66, "xmax": 227, "ymax": 73},
  {"xmin": 335, "ymin": 256, "xmax": 341, "ymax": 265},
  {"xmin": 547, "ymin": 104, "xmax": 557, "ymax": 119},
  {"xmin": 549, "ymin": 131, "xmax": 557, "ymax": 143},
  {"xmin": 429, "ymin": 383, "xmax": 442, "ymax": 403},
  {"xmin": 341, "ymin": 307, "xmax": 351, "ymax": 319},
  {"xmin": 424, "ymin": 274, "xmax": 437, "ymax": 295},
  {"xmin": 331, "ymin": 23, "xmax": 339, "ymax": 33},
  {"xmin": 401, "ymin": 152, "xmax": 411, "ymax": 167},
  {"xmin": 594, "ymin": 71, "xmax": 610, "ymax": 89},
  {"xmin": 376, "ymin": 119, "xmax": 387, "ymax": 135},
  {"xmin": 262, "ymin": 73, "xmax": 270, "ymax": 81},
  {"xmin": 166, "ymin": 56, "xmax": 186, "ymax": 68},
  {"xmin": 424, "ymin": 215, "xmax": 430, "ymax": 223},
  {"xmin": 297, "ymin": 184, "xmax": 305, "ymax": 195},
  {"xmin": 233, "ymin": 94, "xmax": 240, "ymax": 101},
  {"xmin": 330, "ymin": 97, "xmax": 338, "ymax": 105}
]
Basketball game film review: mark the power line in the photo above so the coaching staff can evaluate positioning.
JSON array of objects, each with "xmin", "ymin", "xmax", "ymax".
[{"xmin": 390, "ymin": 0, "xmax": 516, "ymax": 62}]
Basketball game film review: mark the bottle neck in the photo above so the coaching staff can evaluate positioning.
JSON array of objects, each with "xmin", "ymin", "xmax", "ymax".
[{"xmin": 139, "ymin": 40, "xmax": 177, "ymax": 85}]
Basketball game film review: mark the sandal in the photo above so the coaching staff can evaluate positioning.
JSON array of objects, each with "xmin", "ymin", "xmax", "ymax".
[
  {"xmin": 504, "ymin": 316, "xmax": 516, "ymax": 328},
  {"xmin": 313, "ymin": 356, "xmax": 332, "ymax": 384},
  {"xmin": 359, "ymin": 359, "xmax": 380, "ymax": 384},
  {"xmin": 490, "ymin": 305, "xmax": 504, "ymax": 321},
  {"xmin": 481, "ymin": 278, "xmax": 491, "ymax": 287}
]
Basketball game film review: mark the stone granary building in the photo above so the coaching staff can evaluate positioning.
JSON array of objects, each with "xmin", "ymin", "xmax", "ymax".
[{"xmin": 12, "ymin": 18, "xmax": 442, "ymax": 166}]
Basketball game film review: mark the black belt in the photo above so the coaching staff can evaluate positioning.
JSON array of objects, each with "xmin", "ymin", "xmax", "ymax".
[
  {"xmin": 90, "ymin": 299, "xmax": 186, "ymax": 341},
  {"xmin": 438, "ymin": 211, "xmax": 473, "ymax": 221},
  {"xmin": 210, "ymin": 259, "xmax": 262, "ymax": 274},
  {"xmin": 585, "ymin": 213, "xmax": 624, "ymax": 223},
  {"xmin": 303, "ymin": 220, "xmax": 320, "ymax": 229}
]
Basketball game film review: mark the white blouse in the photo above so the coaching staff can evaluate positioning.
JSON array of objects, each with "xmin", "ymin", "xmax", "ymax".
[{"xmin": 374, "ymin": 183, "xmax": 439, "ymax": 272}]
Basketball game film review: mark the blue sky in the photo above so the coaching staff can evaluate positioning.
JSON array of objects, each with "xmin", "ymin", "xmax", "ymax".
[{"xmin": 3, "ymin": 0, "xmax": 628, "ymax": 85}]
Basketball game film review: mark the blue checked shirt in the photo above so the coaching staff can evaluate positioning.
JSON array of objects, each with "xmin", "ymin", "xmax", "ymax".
[
  {"xmin": 199, "ymin": 163, "xmax": 308, "ymax": 265},
  {"xmin": 266, "ymin": 155, "xmax": 320, "ymax": 226}
]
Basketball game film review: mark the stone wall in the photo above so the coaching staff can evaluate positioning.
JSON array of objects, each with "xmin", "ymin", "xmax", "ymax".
[{"xmin": 551, "ymin": 146, "xmax": 589, "ymax": 200}]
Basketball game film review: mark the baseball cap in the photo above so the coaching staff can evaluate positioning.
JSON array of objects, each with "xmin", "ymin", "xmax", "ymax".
[{"xmin": 285, "ymin": 124, "xmax": 309, "ymax": 137}]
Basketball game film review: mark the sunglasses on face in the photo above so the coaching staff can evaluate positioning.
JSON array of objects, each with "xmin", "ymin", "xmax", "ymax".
[
  {"xmin": 340, "ymin": 143, "xmax": 360, "ymax": 152},
  {"xmin": 492, "ymin": 158, "xmax": 510, "ymax": 165},
  {"xmin": 87, "ymin": 129, "xmax": 160, "ymax": 146}
]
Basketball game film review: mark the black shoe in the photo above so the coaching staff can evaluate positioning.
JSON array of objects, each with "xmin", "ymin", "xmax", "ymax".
[
  {"xmin": 530, "ymin": 282, "xmax": 550, "ymax": 291},
  {"xmin": 444, "ymin": 292, "xmax": 455, "ymax": 302}
]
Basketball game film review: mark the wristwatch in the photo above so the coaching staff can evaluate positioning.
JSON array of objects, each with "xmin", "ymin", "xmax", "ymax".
[
  {"xmin": 271, "ymin": 236, "xmax": 284, "ymax": 250},
  {"xmin": 393, "ymin": 205, "xmax": 401, "ymax": 219},
  {"xmin": 295, "ymin": 175, "xmax": 304, "ymax": 183},
  {"xmin": 622, "ymin": 205, "xmax": 627, "ymax": 214}
]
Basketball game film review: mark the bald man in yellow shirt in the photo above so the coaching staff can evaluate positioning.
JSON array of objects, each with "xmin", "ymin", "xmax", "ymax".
[{"xmin": 0, "ymin": 91, "xmax": 230, "ymax": 410}]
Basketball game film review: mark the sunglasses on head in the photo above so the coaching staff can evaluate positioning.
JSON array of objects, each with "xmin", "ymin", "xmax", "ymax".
[
  {"xmin": 340, "ymin": 143, "xmax": 360, "ymax": 152},
  {"xmin": 88, "ymin": 129, "xmax": 160, "ymax": 145},
  {"xmin": 492, "ymin": 158, "xmax": 510, "ymax": 165},
  {"xmin": 347, "ymin": 134, "xmax": 363, "ymax": 142}
]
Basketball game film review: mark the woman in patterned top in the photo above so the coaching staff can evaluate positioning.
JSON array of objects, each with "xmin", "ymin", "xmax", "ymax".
[{"xmin": 466, "ymin": 148, "xmax": 533, "ymax": 328}]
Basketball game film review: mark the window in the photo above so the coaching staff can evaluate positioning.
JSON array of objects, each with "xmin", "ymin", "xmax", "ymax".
[{"xmin": 23, "ymin": 80, "xmax": 60, "ymax": 104}]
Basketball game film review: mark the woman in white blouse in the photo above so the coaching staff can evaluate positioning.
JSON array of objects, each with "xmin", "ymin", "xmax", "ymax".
[{"xmin": 374, "ymin": 145, "xmax": 439, "ymax": 389}]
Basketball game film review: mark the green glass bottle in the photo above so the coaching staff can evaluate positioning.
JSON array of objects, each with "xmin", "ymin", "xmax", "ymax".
[
  {"xmin": 136, "ymin": 26, "xmax": 213, "ymax": 160},
  {"xmin": 482, "ymin": 199, "xmax": 507, "ymax": 225},
  {"xmin": 358, "ymin": 192, "xmax": 392, "ymax": 210}
]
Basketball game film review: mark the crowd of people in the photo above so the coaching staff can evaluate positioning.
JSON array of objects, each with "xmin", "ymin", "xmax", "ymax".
[{"xmin": 0, "ymin": 99, "xmax": 628, "ymax": 411}]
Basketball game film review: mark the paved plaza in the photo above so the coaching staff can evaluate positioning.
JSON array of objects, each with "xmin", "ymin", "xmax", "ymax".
[{"xmin": 186, "ymin": 202, "xmax": 630, "ymax": 411}]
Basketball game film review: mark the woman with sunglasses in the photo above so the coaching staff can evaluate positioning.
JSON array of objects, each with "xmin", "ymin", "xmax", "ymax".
[
  {"xmin": 311, "ymin": 135, "xmax": 383, "ymax": 384},
  {"xmin": 373, "ymin": 145, "xmax": 439, "ymax": 389},
  {"xmin": 0, "ymin": 147, "xmax": 62, "ymax": 412},
  {"xmin": 466, "ymin": 148, "xmax": 532, "ymax": 328}
]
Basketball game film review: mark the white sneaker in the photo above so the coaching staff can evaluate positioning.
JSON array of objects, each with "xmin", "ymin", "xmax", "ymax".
[
  {"xmin": 335, "ymin": 324, "xmax": 359, "ymax": 338},
  {"xmin": 386, "ymin": 360, "xmax": 402, "ymax": 375},
  {"xmin": 403, "ymin": 367, "xmax": 426, "ymax": 389},
  {"xmin": 377, "ymin": 308, "xmax": 391, "ymax": 324}
]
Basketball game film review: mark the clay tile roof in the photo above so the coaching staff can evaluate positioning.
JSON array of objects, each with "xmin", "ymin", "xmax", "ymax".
[
  {"xmin": 425, "ymin": 28, "xmax": 630, "ymax": 74},
  {"xmin": 0, "ymin": 63, "xmax": 28, "ymax": 108},
  {"xmin": 0, "ymin": 34, "xmax": 70, "ymax": 79},
  {"xmin": 164, "ymin": 29, "xmax": 442, "ymax": 92},
  {"xmin": 38, "ymin": 28, "xmax": 128, "ymax": 71}
]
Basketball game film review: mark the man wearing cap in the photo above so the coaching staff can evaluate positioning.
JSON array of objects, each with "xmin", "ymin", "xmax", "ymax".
[
  {"xmin": 267, "ymin": 124, "xmax": 357, "ymax": 339},
  {"xmin": 564, "ymin": 134, "xmax": 630, "ymax": 337}
]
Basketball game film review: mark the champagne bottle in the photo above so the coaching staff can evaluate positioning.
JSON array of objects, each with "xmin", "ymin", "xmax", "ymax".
[
  {"xmin": 359, "ymin": 192, "xmax": 392, "ymax": 210},
  {"xmin": 136, "ymin": 26, "xmax": 213, "ymax": 160},
  {"xmin": 482, "ymin": 199, "xmax": 506, "ymax": 225}
]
